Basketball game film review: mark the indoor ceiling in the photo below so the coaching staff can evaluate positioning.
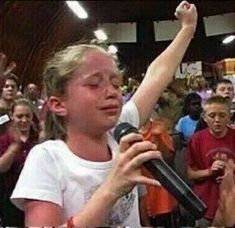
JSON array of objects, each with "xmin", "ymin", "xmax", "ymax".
[
  {"xmin": 0, "ymin": 0, "xmax": 235, "ymax": 87},
  {"xmin": 84, "ymin": 1, "xmax": 235, "ymax": 22}
]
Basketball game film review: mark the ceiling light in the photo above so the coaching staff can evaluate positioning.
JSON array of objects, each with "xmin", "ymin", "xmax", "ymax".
[
  {"xmin": 222, "ymin": 35, "xmax": 235, "ymax": 44},
  {"xmin": 94, "ymin": 29, "xmax": 107, "ymax": 41},
  {"xmin": 108, "ymin": 45, "xmax": 118, "ymax": 54},
  {"xmin": 66, "ymin": 1, "xmax": 88, "ymax": 19}
]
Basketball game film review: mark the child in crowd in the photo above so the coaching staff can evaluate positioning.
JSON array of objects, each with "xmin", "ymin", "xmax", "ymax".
[
  {"xmin": 187, "ymin": 96, "xmax": 235, "ymax": 226},
  {"xmin": 194, "ymin": 78, "xmax": 235, "ymax": 132},
  {"xmin": 176, "ymin": 92, "xmax": 202, "ymax": 142},
  {"xmin": 194, "ymin": 76, "xmax": 211, "ymax": 106},
  {"xmin": 11, "ymin": 1, "xmax": 197, "ymax": 226},
  {"xmin": 140, "ymin": 118, "xmax": 178, "ymax": 227}
]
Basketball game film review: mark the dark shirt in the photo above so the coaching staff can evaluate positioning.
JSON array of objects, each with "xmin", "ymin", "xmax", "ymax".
[
  {"xmin": 194, "ymin": 117, "xmax": 208, "ymax": 133},
  {"xmin": 0, "ymin": 132, "xmax": 35, "ymax": 199}
]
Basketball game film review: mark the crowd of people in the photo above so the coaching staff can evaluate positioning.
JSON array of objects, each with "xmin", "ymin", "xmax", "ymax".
[{"xmin": 0, "ymin": 1, "xmax": 235, "ymax": 227}]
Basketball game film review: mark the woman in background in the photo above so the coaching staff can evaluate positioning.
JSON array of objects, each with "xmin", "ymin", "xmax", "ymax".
[{"xmin": 0, "ymin": 98, "xmax": 39, "ymax": 226}]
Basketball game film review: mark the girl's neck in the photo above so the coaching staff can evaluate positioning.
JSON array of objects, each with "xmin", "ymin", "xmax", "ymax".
[{"xmin": 66, "ymin": 130, "xmax": 112, "ymax": 162}]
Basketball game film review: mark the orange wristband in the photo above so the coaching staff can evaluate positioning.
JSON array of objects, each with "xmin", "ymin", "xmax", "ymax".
[{"xmin": 67, "ymin": 216, "xmax": 75, "ymax": 228}]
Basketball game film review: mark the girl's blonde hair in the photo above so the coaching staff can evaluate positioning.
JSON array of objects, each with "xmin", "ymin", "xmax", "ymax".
[{"xmin": 43, "ymin": 43, "xmax": 119, "ymax": 140}]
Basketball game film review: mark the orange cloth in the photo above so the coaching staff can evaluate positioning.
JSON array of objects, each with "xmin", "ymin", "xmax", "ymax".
[{"xmin": 141, "ymin": 119, "xmax": 177, "ymax": 216}]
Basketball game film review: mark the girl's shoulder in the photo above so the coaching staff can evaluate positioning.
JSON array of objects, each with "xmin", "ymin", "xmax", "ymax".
[{"xmin": 29, "ymin": 139, "xmax": 67, "ymax": 159}]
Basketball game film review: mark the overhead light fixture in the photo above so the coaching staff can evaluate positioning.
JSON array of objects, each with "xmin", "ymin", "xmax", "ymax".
[
  {"xmin": 108, "ymin": 45, "xmax": 118, "ymax": 54},
  {"xmin": 94, "ymin": 29, "xmax": 108, "ymax": 41},
  {"xmin": 222, "ymin": 35, "xmax": 235, "ymax": 44},
  {"xmin": 66, "ymin": 1, "xmax": 88, "ymax": 19}
]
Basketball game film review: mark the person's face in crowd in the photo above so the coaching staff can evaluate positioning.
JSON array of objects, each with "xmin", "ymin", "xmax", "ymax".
[
  {"xmin": 203, "ymin": 103, "xmax": 231, "ymax": 137},
  {"xmin": 62, "ymin": 50, "xmax": 123, "ymax": 134},
  {"xmin": 27, "ymin": 83, "xmax": 38, "ymax": 100},
  {"xmin": 188, "ymin": 98, "xmax": 202, "ymax": 119},
  {"xmin": 198, "ymin": 77, "xmax": 207, "ymax": 89},
  {"xmin": 215, "ymin": 83, "xmax": 234, "ymax": 102},
  {"xmin": 12, "ymin": 104, "xmax": 33, "ymax": 132},
  {"xmin": 1, "ymin": 79, "xmax": 17, "ymax": 101}
]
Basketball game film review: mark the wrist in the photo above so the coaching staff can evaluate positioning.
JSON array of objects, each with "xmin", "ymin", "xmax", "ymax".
[
  {"xmin": 181, "ymin": 25, "xmax": 196, "ymax": 36},
  {"xmin": 72, "ymin": 183, "xmax": 120, "ymax": 227},
  {"xmin": 207, "ymin": 167, "xmax": 213, "ymax": 177},
  {"xmin": 97, "ymin": 183, "xmax": 120, "ymax": 203}
]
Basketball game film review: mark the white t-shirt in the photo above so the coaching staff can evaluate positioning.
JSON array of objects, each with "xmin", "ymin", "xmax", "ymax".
[{"xmin": 11, "ymin": 101, "xmax": 141, "ymax": 226}]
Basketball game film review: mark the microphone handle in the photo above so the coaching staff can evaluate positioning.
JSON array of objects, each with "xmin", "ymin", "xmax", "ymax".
[{"xmin": 144, "ymin": 159, "xmax": 206, "ymax": 219}]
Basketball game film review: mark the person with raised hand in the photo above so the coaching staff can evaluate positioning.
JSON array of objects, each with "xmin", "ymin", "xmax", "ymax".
[{"xmin": 11, "ymin": 1, "xmax": 197, "ymax": 226}]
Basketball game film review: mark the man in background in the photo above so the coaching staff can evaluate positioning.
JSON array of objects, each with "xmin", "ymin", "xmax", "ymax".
[
  {"xmin": 24, "ymin": 83, "xmax": 44, "ymax": 115},
  {"xmin": 0, "ymin": 74, "xmax": 18, "ymax": 113}
]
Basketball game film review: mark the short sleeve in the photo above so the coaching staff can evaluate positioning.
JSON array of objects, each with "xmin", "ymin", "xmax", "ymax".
[
  {"xmin": 175, "ymin": 118, "xmax": 182, "ymax": 133},
  {"xmin": 11, "ymin": 144, "xmax": 62, "ymax": 210},
  {"xmin": 119, "ymin": 100, "xmax": 140, "ymax": 128},
  {"xmin": 110, "ymin": 101, "xmax": 140, "ymax": 136}
]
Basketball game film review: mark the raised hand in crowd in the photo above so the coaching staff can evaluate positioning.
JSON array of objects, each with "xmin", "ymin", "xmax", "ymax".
[
  {"xmin": 0, "ymin": 52, "xmax": 16, "ymax": 90},
  {"xmin": 131, "ymin": 0, "xmax": 197, "ymax": 127},
  {"xmin": 175, "ymin": 0, "xmax": 197, "ymax": 31}
]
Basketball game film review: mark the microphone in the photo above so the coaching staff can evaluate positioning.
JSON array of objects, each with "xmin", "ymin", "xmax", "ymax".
[{"xmin": 114, "ymin": 122, "xmax": 207, "ymax": 219}]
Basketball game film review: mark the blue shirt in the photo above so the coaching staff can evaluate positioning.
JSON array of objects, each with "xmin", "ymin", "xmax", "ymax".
[{"xmin": 176, "ymin": 115, "xmax": 199, "ymax": 141}]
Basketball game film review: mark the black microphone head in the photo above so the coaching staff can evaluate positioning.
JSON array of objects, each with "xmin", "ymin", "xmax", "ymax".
[{"xmin": 114, "ymin": 122, "xmax": 139, "ymax": 143}]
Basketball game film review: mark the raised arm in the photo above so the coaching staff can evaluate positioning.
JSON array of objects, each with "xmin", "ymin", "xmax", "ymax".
[
  {"xmin": 131, "ymin": 1, "xmax": 197, "ymax": 127},
  {"xmin": 0, "ymin": 52, "xmax": 16, "ymax": 90}
]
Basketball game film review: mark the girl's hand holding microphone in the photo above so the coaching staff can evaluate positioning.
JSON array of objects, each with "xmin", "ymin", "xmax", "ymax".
[{"xmin": 104, "ymin": 132, "xmax": 161, "ymax": 199}]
